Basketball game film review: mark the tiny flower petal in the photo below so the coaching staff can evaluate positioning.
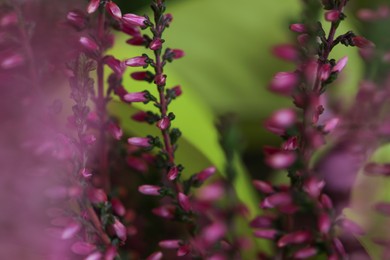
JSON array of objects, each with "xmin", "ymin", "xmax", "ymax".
[
  {"xmin": 261, "ymin": 192, "xmax": 292, "ymax": 209},
  {"xmin": 269, "ymin": 72, "xmax": 298, "ymax": 95},
  {"xmin": 167, "ymin": 165, "xmax": 179, "ymax": 180},
  {"xmin": 325, "ymin": 10, "xmax": 340, "ymax": 22},
  {"xmin": 128, "ymin": 137, "xmax": 151, "ymax": 148},
  {"xmin": 323, "ymin": 118, "xmax": 339, "ymax": 133},
  {"xmin": 171, "ymin": 85, "xmax": 183, "ymax": 97},
  {"xmin": 127, "ymin": 156, "xmax": 148, "ymax": 173},
  {"xmin": 108, "ymin": 122, "xmax": 123, "ymax": 140},
  {"xmin": 138, "ymin": 185, "xmax": 161, "ymax": 196},
  {"xmin": 293, "ymin": 247, "xmax": 318, "ymax": 259},
  {"xmin": 178, "ymin": 192, "xmax": 191, "ymax": 212},
  {"xmin": 332, "ymin": 56, "xmax": 348, "ymax": 72},
  {"xmin": 111, "ymin": 198, "xmax": 126, "ymax": 216},
  {"xmin": 289, "ymin": 23, "xmax": 306, "ymax": 33},
  {"xmin": 171, "ymin": 49, "xmax": 185, "ymax": 59},
  {"xmin": 194, "ymin": 166, "xmax": 216, "ymax": 182},
  {"xmin": 61, "ymin": 221, "xmax": 81, "ymax": 239},
  {"xmin": 177, "ymin": 245, "xmax": 190, "ymax": 257},
  {"xmin": 104, "ymin": 55, "xmax": 125, "ymax": 76},
  {"xmin": 152, "ymin": 205, "xmax": 175, "ymax": 219},
  {"xmin": 157, "ymin": 117, "xmax": 170, "ymax": 131},
  {"xmin": 80, "ymin": 168, "xmax": 93, "ymax": 178},
  {"xmin": 303, "ymin": 177, "xmax": 325, "ymax": 198},
  {"xmin": 150, "ymin": 38, "xmax": 164, "ymax": 50},
  {"xmin": 113, "ymin": 218, "xmax": 127, "ymax": 241},
  {"xmin": 131, "ymin": 71, "xmax": 153, "ymax": 81},
  {"xmin": 250, "ymin": 216, "xmax": 274, "ymax": 228},
  {"xmin": 125, "ymin": 56, "xmax": 147, "ymax": 67},
  {"xmin": 202, "ymin": 222, "xmax": 226, "ymax": 244},
  {"xmin": 277, "ymin": 231, "xmax": 311, "ymax": 247},
  {"xmin": 265, "ymin": 108, "xmax": 297, "ymax": 135},
  {"xmin": 122, "ymin": 13, "xmax": 147, "ymax": 27},
  {"xmin": 154, "ymin": 74, "xmax": 166, "ymax": 86},
  {"xmin": 146, "ymin": 251, "xmax": 163, "ymax": 260},
  {"xmin": 253, "ymin": 229, "xmax": 278, "ymax": 239},
  {"xmin": 80, "ymin": 36, "xmax": 99, "ymax": 51},
  {"xmin": 87, "ymin": 0, "xmax": 99, "ymax": 14},
  {"xmin": 318, "ymin": 213, "xmax": 332, "ymax": 234},
  {"xmin": 265, "ymin": 151, "xmax": 296, "ymax": 169},
  {"xmin": 124, "ymin": 92, "xmax": 148, "ymax": 103},
  {"xmin": 352, "ymin": 36, "xmax": 375, "ymax": 49},
  {"xmin": 159, "ymin": 239, "xmax": 181, "ymax": 249},
  {"xmin": 131, "ymin": 111, "xmax": 149, "ymax": 122},
  {"xmin": 106, "ymin": 2, "xmax": 122, "ymax": 20},
  {"xmin": 87, "ymin": 188, "xmax": 107, "ymax": 204},
  {"xmin": 253, "ymin": 180, "xmax": 275, "ymax": 194}
]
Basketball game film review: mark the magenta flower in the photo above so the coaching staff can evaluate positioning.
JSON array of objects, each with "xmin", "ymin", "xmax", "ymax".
[
  {"xmin": 122, "ymin": 13, "xmax": 147, "ymax": 27},
  {"xmin": 125, "ymin": 56, "xmax": 148, "ymax": 67},
  {"xmin": 252, "ymin": 180, "xmax": 275, "ymax": 194},
  {"xmin": 71, "ymin": 241, "xmax": 96, "ymax": 255},
  {"xmin": 332, "ymin": 56, "xmax": 348, "ymax": 72},
  {"xmin": 352, "ymin": 36, "xmax": 375, "ymax": 49},
  {"xmin": 131, "ymin": 111, "xmax": 149, "ymax": 122},
  {"xmin": 323, "ymin": 117, "xmax": 339, "ymax": 133},
  {"xmin": 87, "ymin": 188, "xmax": 108, "ymax": 204},
  {"xmin": 87, "ymin": 0, "xmax": 99, "ymax": 14},
  {"xmin": 269, "ymin": 71, "xmax": 298, "ymax": 95},
  {"xmin": 113, "ymin": 218, "xmax": 127, "ymax": 241},
  {"xmin": 156, "ymin": 116, "xmax": 170, "ymax": 130},
  {"xmin": 128, "ymin": 137, "xmax": 151, "ymax": 148},
  {"xmin": 152, "ymin": 205, "xmax": 175, "ymax": 219},
  {"xmin": 293, "ymin": 247, "xmax": 318, "ymax": 259},
  {"xmin": 264, "ymin": 108, "xmax": 297, "ymax": 135},
  {"xmin": 66, "ymin": 10, "xmax": 87, "ymax": 30},
  {"xmin": 104, "ymin": 55, "xmax": 125, "ymax": 76},
  {"xmin": 318, "ymin": 212, "xmax": 332, "ymax": 234},
  {"xmin": 126, "ymin": 36, "xmax": 146, "ymax": 46},
  {"xmin": 111, "ymin": 198, "xmax": 126, "ymax": 216},
  {"xmin": 171, "ymin": 85, "xmax": 183, "ymax": 97},
  {"xmin": 138, "ymin": 185, "xmax": 161, "ymax": 196},
  {"xmin": 123, "ymin": 91, "xmax": 148, "ymax": 103},
  {"xmin": 201, "ymin": 222, "xmax": 227, "ymax": 244},
  {"xmin": 146, "ymin": 251, "xmax": 163, "ymax": 260},
  {"xmin": 150, "ymin": 38, "xmax": 164, "ymax": 50},
  {"xmin": 85, "ymin": 252, "xmax": 103, "ymax": 260},
  {"xmin": 0, "ymin": 52, "xmax": 24, "ymax": 69},
  {"xmin": 106, "ymin": 1, "xmax": 122, "ymax": 20},
  {"xmin": 79, "ymin": 36, "xmax": 99, "ymax": 52},
  {"xmin": 167, "ymin": 165, "xmax": 179, "ymax": 180},
  {"xmin": 194, "ymin": 166, "xmax": 216, "ymax": 182},
  {"xmin": 289, "ymin": 23, "xmax": 306, "ymax": 33},
  {"xmin": 265, "ymin": 150, "xmax": 296, "ymax": 169},
  {"xmin": 277, "ymin": 230, "xmax": 311, "ymax": 247},
  {"xmin": 261, "ymin": 192, "xmax": 293, "ymax": 209},
  {"xmin": 131, "ymin": 71, "xmax": 151, "ymax": 81},
  {"xmin": 325, "ymin": 10, "xmax": 341, "ymax": 22},
  {"xmin": 303, "ymin": 177, "xmax": 325, "ymax": 198},
  {"xmin": 61, "ymin": 221, "xmax": 81, "ymax": 240},
  {"xmin": 171, "ymin": 49, "xmax": 185, "ymax": 59},
  {"xmin": 250, "ymin": 216, "xmax": 274, "ymax": 228},
  {"xmin": 108, "ymin": 122, "xmax": 123, "ymax": 140},
  {"xmin": 272, "ymin": 44, "xmax": 299, "ymax": 62},
  {"xmin": 253, "ymin": 229, "xmax": 278, "ymax": 240},
  {"xmin": 158, "ymin": 239, "xmax": 182, "ymax": 249},
  {"xmin": 154, "ymin": 74, "xmax": 166, "ymax": 86},
  {"xmin": 178, "ymin": 192, "xmax": 191, "ymax": 212},
  {"xmin": 79, "ymin": 168, "xmax": 93, "ymax": 179}
]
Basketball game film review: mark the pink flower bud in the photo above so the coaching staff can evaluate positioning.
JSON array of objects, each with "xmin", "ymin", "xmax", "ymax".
[
  {"xmin": 61, "ymin": 221, "xmax": 81, "ymax": 239},
  {"xmin": 150, "ymin": 38, "xmax": 164, "ymax": 50},
  {"xmin": 197, "ymin": 182, "xmax": 224, "ymax": 201},
  {"xmin": 282, "ymin": 136, "xmax": 298, "ymax": 150},
  {"xmin": 106, "ymin": 1, "xmax": 122, "ymax": 20},
  {"xmin": 194, "ymin": 166, "xmax": 216, "ymax": 182},
  {"xmin": 152, "ymin": 205, "xmax": 175, "ymax": 219},
  {"xmin": 125, "ymin": 56, "xmax": 148, "ymax": 67},
  {"xmin": 177, "ymin": 245, "xmax": 190, "ymax": 257},
  {"xmin": 320, "ymin": 194, "xmax": 333, "ymax": 210},
  {"xmin": 154, "ymin": 74, "xmax": 166, "ymax": 86},
  {"xmin": 79, "ymin": 36, "xmax": 99, "ymax": 52},
  {"xmin": 124, "ymin": 92, "xmax": 148, "ymax": 103},
  {"xmin": 85, "ymin": 252, "xmax": 102, "ymax": 260},
  {"xmin": 71, "ymin": 241, "xmax": 96, "ymax": 255},
  {"xmin": 323, "ymin": 118, "xmax": 339, "ymax": 133},
  {"xmin": 269, "ymin": 72, "xmax": 298, "ymax": 95},
  {"xmin": 113, "ymin": 218, "xmax": 127, "ymax": 241},
  {"xmin": 132, "ymin": 111, "xmax": 149, "ymax": 122},
  {"xmin": 333, "ymin": 238, "xmax": 346, "ymax": 257},
  {"xmin": 202, "ymin": 222, "xmax": 226, "ymax": 244},
  {"xmin": 80, "ymin": 168, "xmax": 93, "ymax": 178},
  {"xmin": 157, "ymin": 117, "xmax": 170, "ymax": 131},
  {"xmin": 339, "ymin": 219, "xmax": 365, "ymax": 236},
  {"xmin": 105, "ymin": 246, "xmax": 117, "ymax": 260},
  {"xmin": 126, "ymin": 36, "xmax": 146, "ymax": 46},
  {"xmin": 265, "ymin": 108, "xmax": 297, "ymax": 135},
  {"xmin": 87, "ymin": 188, "xmax": 107, "ymax": 204},
  {"xmin": 293, "ymin": 247, "xmax": 317, "ymax": 259},
  {"xmin": 172, "ymin": 85, "xmax": 183, "ymax": 97},
  {"xmin": 128, "ymin": 137, "xmax": 151, "ymax": 148},
  {"xmin": 252, "ymin": 180, "xmax": 275, "ymax": 194},
  {"xmin": 319, "ymin": 63, "xmax": 331, "ymax": 81},
  {"xmin": 325, "ymin": 10, "xmax": 340, "ymax": 22},
  {"xmin": 66, "ymin": 10, "xmax": 87, "ymax": 30},
  {"xmin": 104, "ymin": 55, "xmax": 125, "ymax": 76},
  {"xmin": 250, "ymin": 216, "xmax": 274, "ymax": 228},
  {"xmin": 318, "ymin": 213, "xmax": 332, "ymax": 234},
  {"xmin": 303, "ymin": 177, "xmax": 325, "ymax": 198},
  {"xmin": 131, "ymin": 71, "xmax": 152, "ymax": 81},
  {"xmin": 167, "ymin": 165, "xmax": 179, "ymax": 180},
  {"xmin": 171, "ymin": 49, "xmax": 185, "ymax": 59},
  {"xmin": 111, "ymin": 198, "xmax": 126, "ymax": 216},
  {"xmin": 261, "ymin": 192, "xmax": 292, "ymax": 209},
  {"xmin": 332, "ymin": 56, "xmax": 348, "ymax": 72},
  {"xmin": 108, "ymin": 122, "xmax": 123, "ymax": 140},
  {"xmin": 272, "ymin": 44, "xmax": 299, "ymax": 61},
  {"xmin": 289, "ymin": 23, "xmax": 306, "ymax": 33},
  {"xmin": 265, "ymin": 151, "xmax": 296, "ymax": 169},
  {"xmin": 122, "ymin": 13, "xmax": 147, "ymax": 27},
  {"xmin": 277, "ymin": 231, "xmax": 311, "ymax": 247},
  {"xmin": 87, "ymin": 0, "xmax": 99, "ymax": 14},
  {"xmin": 138, "ymin": 185, "xmax": 161, "ymax": 196},
  {"xmin": 159, "ymin": 239, "xmax": 181, "ymax": 249},
  {"xmin": 178, "ymin": 192, "xmax": 191, "ymax": 212},
  {"xmin": 352, "ymin": 36, "xmax": 375, "ymax": 49},
  {"xmin": 146, "ymin": 251, "xmax": 163, "ymax": 260},
  {"xmin": 364, "ymin": 163, "xmax": 390, "ymax": 176},
  {"xmin": 253, "ymin": 229, "xmax": 278, "ymax": 239},
  {"xmin": 0, "ymin": 52, "xmax": 24, "ymax": 69},
  {"xmin": 127, "ymin": 156, "xmax": 148, "ymax": 173}
]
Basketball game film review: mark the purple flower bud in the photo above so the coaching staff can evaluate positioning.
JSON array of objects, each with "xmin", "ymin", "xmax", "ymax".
[
  {"xmin": 164, "ymin": 13, "xmax": 173, "ymax": 25},
  {"xmin": 150, "ymin": 38, "xmax": 164, "ymax": 50},
  {"xmin": 146, "ymin": 251, "xmax": 163, "ymax": 260},
  {"xmin": 154, "ymin": 74, "xmax": 166, "ymax": 86},
  {"xmin": 87, "ymin": 188, "xmax": 107, "ymax": 204},
  {"xmin": 293, "ymin": 247, "xmax": 317, "ymax": 259},
  {"xmin": 333, "ymin": 238, "xmax": 346, "ymax": 257},
  {"xmin": 364, "ymin": 163, "xmax": 390, "ymax": 176},
  {"xmin": 167, "ymin": 165, "xmax": 179, "ymax": 180},
  {"xmin": 250, "ymin": 216, "xmax": 274, "ymax": 228},
  {"xmin": 157, "ymin": 116, "xmax": 170, "ymax": 130},
  {"xmin": 177, "ymin": 245, "xmax": 190, "ymax": 257},
  {"xmin": 375, "ymin": 202, "xmax": 390, "ymax": 216},
  {"xmin": 85, "ymin": 252, "xmax": 102, "ymax": 260},
  {"xmin": 261, "ymin": 192, "xmax": 292, "ymax": 209},
  {"xmin": 265, "ymin": 108, "xmax": 297, "ymax": 135},
  {"xmin": 108, "ymin": 122, "xmax": 123, "ymax": 140},
  {"xmin": 79, "ymin": 36, "xmax": 99, "ymax": 52},
  {"xmin": 124, "ymin": 91, "xmax": 148, "ymax": 103},
  {"xmin": 303, "ymin": 177, "xmax": 325, "ymax": 198},
  {"xmin": 128, "ymin": 137, "xmax": 151, "ymax": 148},
  {"xmin": 332, "ymin": 56, "xmax": 348, "ymax": 72},
  {"xmin": 323, "ymin": 117, "xmax": 339, "ymax": 133},
  {"xmin": 318, "ymin": 213, "xmax": 332, "ymax": 234},
  {"xmin": 113, "ymin": 218, "xmax": 127, "ymax": 241},
  {"xmin": 138, "ymin": 185, "xmax": 161, "ymax": 196},
  {"xmin": 253, "ymin": 180, "xmax": 275, "ymax": 194},
  {"xmin": 272, "ymin": 44, "xmax": 299, "ymax": 61},
  {"xmin": 66, "ymin": 10, "xmax": 87, "ymax": 30},
  {"xmin": 253, "ymin": 229, "xmax": 278, "ymax": 239},
  {"xmin": 126, "ymin": 36, "xmax": 146, "ymax": 46},
  {"xmin": 325, "ymin": 10, "xmax": 341, "ymax": 22},
  {"xmin": 171, "ymin": 49, "xmax": 185, "ymax": 59},
  {"xmin": 265, "ymin": 151, "xmax": 296, "ymax": 169},
  {"xmin": 269, "ymin": 72, "xmax": 298, "ymax": 95},
  {"xmin": 71, "ymin": 241, "xmax": 96, "ymax": 255},
  {"xmin": 319, "ymin": 63, "xmax": 331, "ymax": 81},
  {"xmin": 320, "ymin": 194, "xmax": 333, "ymax": 210},
  {"xmin": 197, "ymin": 182, "xmax": 224, "ymax": 201},
  {"xmin": 152, "ymin": 205, "xmax": 175, "ymax": 219},
  {"xmin": 106, "ymin": 1, "xmax": 122, "ymax": 20},
  {"xmin": 122, "ymin": 13, "xmax": 147, "ymax": 27},
  {"xmin": 114, "ymin": 85, "xmax": 128, "ymax": 101},
  {"xmin": 171, "ymin": 85, "xmax": 183, "ymax": 97},
  {"xmin": 104, "ymin": 246, "xmax": 117, "ymax": 260},
  {"xmin": 194, "ymin": 166, "xmax": 216, "ymax": 182},
  {"xmin": 0, "ymin": 52, "xmax": 24, "ymax": 69},
  {"xmin": 104, "ymin": 55, "xmax": 125, "ymax": 76},
  {"xmin": 80, "ymin": 168, "xmax": 93, "ymax": 179},
  {"xmin": 131, "ymin": 71, "xmax": 152, "ymax": 81},
  {"xmin": 132, "ymin": 111, "xmax": 149, "ymax": 122},
  {"xmin": 277, "ymin": 231, "xmax": 311, "ymax": 247},
  {"xmin": 282, "ymin": 136, "xmax": 298, "ymax": 150},
  {"xmin": 289, "ymin": 23, "xmax": 306, "ymax": 33},
  {"xmin": 61, "ymin": 221, "xmax": 81, "ymax": 239},
  {"xmin": 111, "ymin": 198, "xmax": 126, "ymax": 216},
  {"xmin": 87, "ymin": 0, "xmax": 99, "ymax": 14},
  {"xmin": 125, "ymin": 56, "xmax": 148, "ymax": 67},
  {"xmin": 352, "ymin": 36, "xmax": 375, "ymax": 49},
  {"xmin": 201, "ymin": 222, "xmax": 226, "ymax": 244},
  {"xmin": 178, "ymin": 192, "xmax": 191, "ymax": 212},
  {"xmin": 159, "ymin": 239, "xmax": 181, "ymax": 249},
  {"xmin": 339, "ymin": 219, "xmax": 365, "ymax": 236}
]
